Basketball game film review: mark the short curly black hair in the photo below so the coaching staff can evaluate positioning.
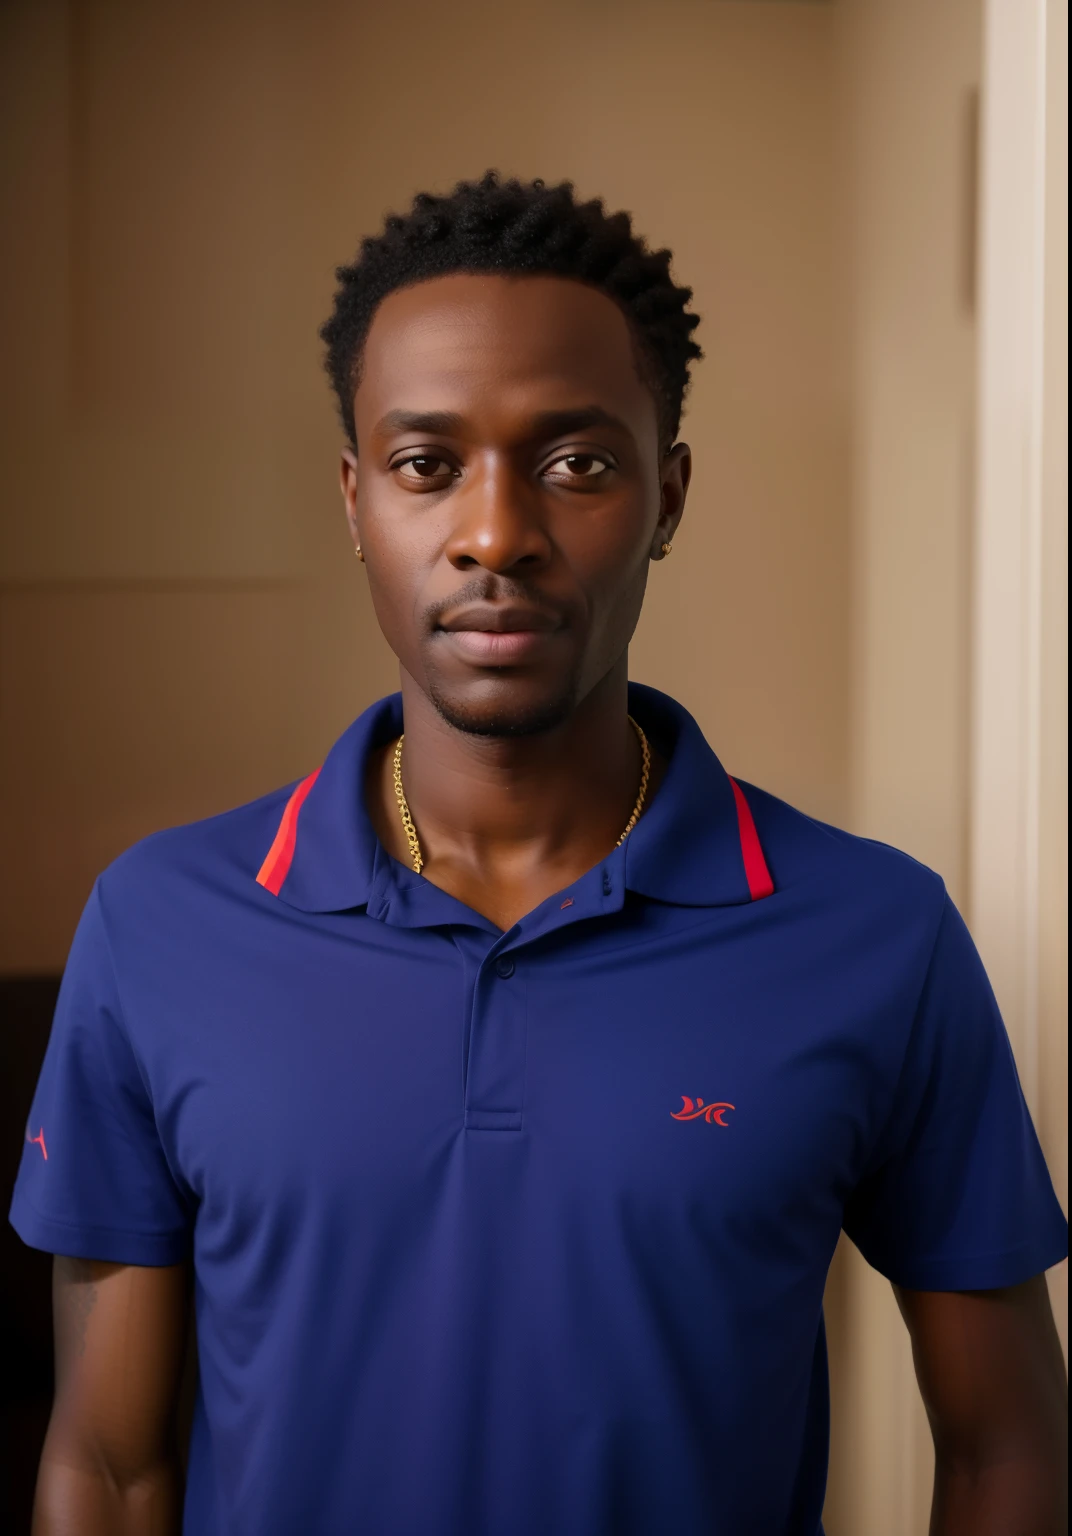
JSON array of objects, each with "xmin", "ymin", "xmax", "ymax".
[{"xmin": 320, "ymin": 172, "xmax": 702, "ymax": 453}]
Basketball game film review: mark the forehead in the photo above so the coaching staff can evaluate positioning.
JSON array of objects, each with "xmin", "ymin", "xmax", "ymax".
[{"xmin": 354, "ymin": 273, "xmax": 656, "ymax": 440}]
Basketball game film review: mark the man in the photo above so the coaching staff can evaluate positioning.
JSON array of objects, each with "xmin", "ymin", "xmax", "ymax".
[{"xmin": 11, "ymin": 173, "xmax": 1067, "ymax": 1535}]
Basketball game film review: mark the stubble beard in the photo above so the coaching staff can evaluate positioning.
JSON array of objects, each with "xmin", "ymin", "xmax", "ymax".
[{"xmin": 425, "ymin": 668, "xmax": 582, "ymax": 739}]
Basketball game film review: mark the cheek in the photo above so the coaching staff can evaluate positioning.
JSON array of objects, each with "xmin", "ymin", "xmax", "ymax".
[
  {"xmin": 591, "ymin": 556, "xmax": 650, "ymax": 652},
  {"xmin": 556, "ymin": 484, "xmax": 653, "ymax": 574},
  {"xmin": 361, "ymin": 546, "xmax": 428, "ymax": 669},
  {"xmin": 570, "ymin": 517, "xmax": 652, "ymax": 659}
]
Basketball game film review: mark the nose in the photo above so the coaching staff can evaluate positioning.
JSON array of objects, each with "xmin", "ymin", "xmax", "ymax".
[{"xmin": 442, "ymin": 455, "xmax": 552, "ymax": 574}]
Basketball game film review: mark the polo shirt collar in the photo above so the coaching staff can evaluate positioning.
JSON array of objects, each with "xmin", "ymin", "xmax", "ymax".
[
  {"xmin": 266, "ymin": 684, "xmax": 760, "ymax": 916},
  {"xmin": 269, "ymin": 694, "xmax": 398, "ymax": 915},
  {"xmin": 621, "ymin": 684, "xmax": 756, "ymax": 907}
]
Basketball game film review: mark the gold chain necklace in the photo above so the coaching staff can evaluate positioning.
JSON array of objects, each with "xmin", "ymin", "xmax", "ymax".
[{"xmin": 391, "ymin": 716, "xmax": 651, "ymax": 875}]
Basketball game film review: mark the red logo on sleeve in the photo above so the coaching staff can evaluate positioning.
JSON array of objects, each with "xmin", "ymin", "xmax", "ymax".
[
  {"xmin": 671, "ymin": 1096, "xmax": 734, "ymax": 1127},
  {"xmin": 25, "ymin": 1126, "xmax": 48, "ymax": 1161}
]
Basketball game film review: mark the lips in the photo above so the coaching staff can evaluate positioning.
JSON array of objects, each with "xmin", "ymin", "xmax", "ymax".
[{"xmin": 435, "ymin": 604, "xmax": 563, "ymax": 666}]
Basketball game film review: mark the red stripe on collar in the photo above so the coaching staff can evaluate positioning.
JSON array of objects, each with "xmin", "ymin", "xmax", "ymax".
[
  {"xmin": 728, "ymin": 777, "xmax": 775, "ymax": 900},
  {"xmin": 256, "ymin": 770, "xmax": 321, "ymax": 896}
]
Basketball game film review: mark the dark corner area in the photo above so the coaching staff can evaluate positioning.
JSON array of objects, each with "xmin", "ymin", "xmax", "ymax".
[{"xmin": 2, "ymin": 977, "xmax": 63, "ymax": 1533}]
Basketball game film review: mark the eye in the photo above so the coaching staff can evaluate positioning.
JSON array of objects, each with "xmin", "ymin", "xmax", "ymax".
[
  {"xmin": 545, "ymin": 452, "xmax": 613, "ymax": 480},
  {"xmin": 395, "ymin": 455, "xmax": 455, "ymax": 483}
]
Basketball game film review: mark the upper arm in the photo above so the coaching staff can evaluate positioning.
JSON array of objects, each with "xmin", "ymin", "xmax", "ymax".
[
  {"xmin": 896, "ymin": 1276, "xmax": 1067, "ymax": 1470},
  {"xmin": 8, "ymin": 885, "xmax": 195, "ymax": 1530},
  {"xmin": 844, "ymin": 898, "xmax": 1066, "ymax": 1291},
  {"xmin": 11, "ymin": 884, "xmax": 191, "ymax": 1269},
  {"xmin": 42, "ymin": 1257, "xmax": 190, "ymax": 1510}
]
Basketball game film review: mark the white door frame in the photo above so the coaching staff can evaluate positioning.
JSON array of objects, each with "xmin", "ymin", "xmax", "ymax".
[{"xmin": 970, "ymin": 0, "xmax": 1063, "ymax": 1120}]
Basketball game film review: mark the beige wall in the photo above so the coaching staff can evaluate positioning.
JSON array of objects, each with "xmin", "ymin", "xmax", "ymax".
[
  {"xmin": 824, "ymin": 3, "xmax": 982, "ymax": 1531},
  {"xmin": 1038, "ymin": 0, "xmax": 1068, "ymax": 1355}
]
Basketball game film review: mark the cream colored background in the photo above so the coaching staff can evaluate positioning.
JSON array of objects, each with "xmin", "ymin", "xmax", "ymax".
[{"xmin": 0, "ymin": 2, "xmax": 1066, "ymax": 1531}]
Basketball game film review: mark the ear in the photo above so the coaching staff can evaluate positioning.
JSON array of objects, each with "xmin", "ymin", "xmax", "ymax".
[
  {"xmin": 650, "ymin": 442, "xmax": 691, "ymax": 559},
  {"xmin": 340, "ymin": 446, "xmax": 360, "ymax": 546}
]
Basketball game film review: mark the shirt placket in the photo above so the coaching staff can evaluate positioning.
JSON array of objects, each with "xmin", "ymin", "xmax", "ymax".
[
  {"xmin": 462, "ymin": 935, "xmax": 529, "ymax": 1132},
  {"xmin": 456, "ymin": 856, "xmax": 627, "ymax": 1134}
]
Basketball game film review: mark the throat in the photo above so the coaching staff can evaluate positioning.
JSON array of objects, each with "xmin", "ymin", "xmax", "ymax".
[{"xmin": 363, "ymin": 707, "xmax": 664, "ymax": 929}]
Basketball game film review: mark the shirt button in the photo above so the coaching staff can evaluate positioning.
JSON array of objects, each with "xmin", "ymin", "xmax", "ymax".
[{"xmin": 494, "ymin": 956, "xmax": 515, "ymax": 979}]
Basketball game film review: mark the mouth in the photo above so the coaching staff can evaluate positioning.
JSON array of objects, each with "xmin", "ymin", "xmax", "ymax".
[{"xmin": 434, "ymin": 603, "xmax": 564, "ymax": 666}]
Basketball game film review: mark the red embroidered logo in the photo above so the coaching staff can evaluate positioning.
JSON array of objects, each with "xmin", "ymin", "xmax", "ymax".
[
  {"xmin": 26, "ymin": 1126, "xmax": 48, "ymax": 1161},
  {"xmin": 671, "ymin": 1096, "xmax": 734, "ymax": 1127}
]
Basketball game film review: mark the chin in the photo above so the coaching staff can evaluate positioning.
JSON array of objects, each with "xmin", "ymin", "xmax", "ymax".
[{"xmin": 426, "ymin": 673, "xmax": 580, "ymax": 738}]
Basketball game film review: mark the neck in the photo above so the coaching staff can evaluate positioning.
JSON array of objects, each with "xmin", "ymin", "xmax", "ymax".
[{"xmin": 367, "ymin": 659, "xmax": 662, "ymax": 928}]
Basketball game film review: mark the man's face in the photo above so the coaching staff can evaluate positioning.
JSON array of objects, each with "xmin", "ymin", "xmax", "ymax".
[{"xmin": 341, "ymin": 273, "xmax": 690, "ymax": 736}]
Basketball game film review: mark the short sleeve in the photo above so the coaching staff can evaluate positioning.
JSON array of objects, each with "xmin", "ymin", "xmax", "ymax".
[
  {"xmin": 9, "ymin": 883, "xmax": 191, "ymax": 1265},
  {"xmin": 844, "ymin": 896, "xmax": 1067, "ymax": 1290}
]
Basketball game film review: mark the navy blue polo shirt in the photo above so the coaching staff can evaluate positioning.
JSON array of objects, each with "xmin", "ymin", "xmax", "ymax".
[{"xmin": 12, "ymin": 685, "xmax": 1067, "ymax": 1536}]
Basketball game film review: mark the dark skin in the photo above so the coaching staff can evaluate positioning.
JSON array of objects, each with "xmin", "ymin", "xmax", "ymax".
[
  {"xmin": 36, "ymin": 1259, "xmax": 187, "ymax": 1535},
  {"xmin": 896, "ymin": 1280, "xmax": 1067, "ymax": 1532},
  {"xmin": 35, "ymin": 274, "xmax": 1066, "ymax": 1533},
  {"xmin": 347, "ymin": 273, "xmax": 687, "ymax": 931}
]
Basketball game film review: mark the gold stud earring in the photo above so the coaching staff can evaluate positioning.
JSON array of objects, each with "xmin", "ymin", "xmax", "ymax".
[
  {"xmin": 660, "ymin": 541, "xmax": 673, "ymax": 557},
  {"xmin": 355, "ymin": 546, "xmax": 365, "ymax": 562}
]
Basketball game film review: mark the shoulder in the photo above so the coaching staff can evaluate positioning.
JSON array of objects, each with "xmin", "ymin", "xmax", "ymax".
[
  {"xmin": 738, "ymin": 778, "xmax": 948, "ymax": 928},
  {"xmin": 94, "ymin": 781, "xmax": 299, "ymax": 917}
]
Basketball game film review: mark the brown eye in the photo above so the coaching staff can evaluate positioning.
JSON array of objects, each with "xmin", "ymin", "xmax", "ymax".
[
  {"xmin": 397, "ymin": 456, "xmax": 453, "ymax": 482},
  {"xmin": 547, "ymin": 453, "xmax": 611, "ymax": 479}
]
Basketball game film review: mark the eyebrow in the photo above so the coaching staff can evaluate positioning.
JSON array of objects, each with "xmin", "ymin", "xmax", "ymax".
[
  {"xmin": 373, "ymin": 409, "xmax": 466, "ymax": 438},
  {"xmin": 371, "ymin": 405, "xmax": 634, "ymax": 442},
  {"xmin": 526, "ymin": 407, "xmax": 633, "ymax": 441}
]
